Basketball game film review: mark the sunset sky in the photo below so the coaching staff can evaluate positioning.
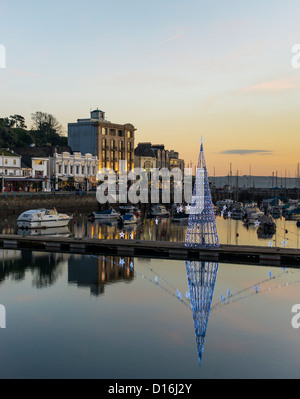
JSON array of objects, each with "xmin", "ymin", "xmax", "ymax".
[{"xmin": 0, "ymin": 0, "xmax": 300, "ymax": 176}]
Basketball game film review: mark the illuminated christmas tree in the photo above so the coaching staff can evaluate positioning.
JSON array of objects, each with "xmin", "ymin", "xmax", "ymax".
[
  {"xmin": 186, "ymin": 260, "xmax": 219, "ymax": 363},
  {"xmin": 185, "ymin": 141, "xmax": 219, "ymax": 248}
]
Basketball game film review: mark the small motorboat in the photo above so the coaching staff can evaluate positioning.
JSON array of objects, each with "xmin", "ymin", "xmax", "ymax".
[
  {"xmin": 90, "ymin": 208, "xmax": 120, "ymax": 220},
  {"xmin": 119, "ymin": 205, "xmax": 141, "ymax": 218},
  {"xmin": 17, "ymin": 209, "xmax": 72, "ymax": 229},
  {"xmin": 17, "ymin": 226, "xmax": 71, "ymax": 237},
  {"xmin": 171, "ymin": 204, "xmax": 189, "ymax": 222},
  {"xmin": 150, "ymin": 205, "xmax": 170, "ymax": 218},
  {"xmin": 120, "ymin": 214, "xmax": 138, "ymax": 225},
  {"xmin": 285, "ymin": 207, "xmax": 300, "ymax": 221}
]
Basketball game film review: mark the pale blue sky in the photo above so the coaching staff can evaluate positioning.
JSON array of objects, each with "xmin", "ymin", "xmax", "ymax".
[{"xmin": 1, "ymin": 0, "xmax": 300, "ymax": 175}]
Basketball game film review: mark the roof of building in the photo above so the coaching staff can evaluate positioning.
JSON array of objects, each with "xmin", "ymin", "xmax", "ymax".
[
  {"xmin": 134, "ymin": 143, "xmax": 155, "ymax": 157},
  {"xmin": 91, "ymin": 109, "xmax": 104, "ymax": 113},
  {"xmin": 0, "ymin": 149, "xmax": 21, "ymax": 157}
]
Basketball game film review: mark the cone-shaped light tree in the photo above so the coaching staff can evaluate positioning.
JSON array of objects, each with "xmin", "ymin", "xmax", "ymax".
[
  {"xmin": 185, "ymin": 260, "xmax": 219, "ymax": 363},
  {"xmin": 185, "ymin": 141, "xmax": 219, "ymax": 248}
]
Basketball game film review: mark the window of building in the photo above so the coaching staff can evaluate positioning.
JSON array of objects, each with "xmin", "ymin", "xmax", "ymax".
[
  {"xmin": 70, "ymin": 166, "xmax": 73, "ymax": 174},
  {"xmin": 76, "ymin": 165, "xmax": 79, "ymax": 174},
  {"xmin": 82, "ymin": 166, "xmax": 85, "ymax": 175},
  {"xmin": 58, "ymin": 165, "xmax": 62, "ymax": 174},
  {"xmin": 111, "ymin": 139, "xmax": 115, "ymax": 149},
  {"xmin": 13, "ymin": 159, "xmax": 16, "ymax": 165},
  {"xmin": 4, "ymin": 159, "xmax": 7, "ymax": 165},
  {"xmin": 64, "ymin": 165, "xmax": 68, "ymax": 174},
  {"xmin": 102, "ymin": 128, "xmax": 107, "ymax": 135}
]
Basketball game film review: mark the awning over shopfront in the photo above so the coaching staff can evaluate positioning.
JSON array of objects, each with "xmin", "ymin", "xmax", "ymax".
[{"xmin": 1, "ymin": 177, "xmax": 43, "ymax": 182}]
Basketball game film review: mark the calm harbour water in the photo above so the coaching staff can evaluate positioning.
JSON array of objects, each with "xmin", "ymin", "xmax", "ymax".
[
  {"xmin": 1, "ymin": 213, "xmax": 299, "ymax": 249},
  {"xmin": 0, "ymin": 215, "xmax": 300, "ymax": 378}
]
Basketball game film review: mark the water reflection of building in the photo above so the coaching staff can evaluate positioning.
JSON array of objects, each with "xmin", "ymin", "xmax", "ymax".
[
  {"xmin": 68, "ymin": 255, "xmax": 134, "ymax": 296},
  {"xmin": 0, "ymin": 250, "xmax": 68, "ymax": 287},
  {"xmin": 185, "ymin": 260, "xmax": 219, "ymax": 363}
]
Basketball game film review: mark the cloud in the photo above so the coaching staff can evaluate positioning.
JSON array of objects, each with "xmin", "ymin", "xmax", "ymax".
[
  {"xmin": 220, "ymin": 149, "xmax": 273, "ymax": 155},
  {"xmin": 159, "ymin": 33, "xmax": 183, "ymax": 45},
  {"xmin": 243, "ymin": 77, "xmax": 300, "ymax": 92}
]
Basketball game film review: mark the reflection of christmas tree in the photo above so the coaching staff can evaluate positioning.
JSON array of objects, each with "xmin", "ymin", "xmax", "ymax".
[
  {"xmin": 185, "ymin": 142, "xmax": 219, "ymax": 248},
  {"xmin": 186, "ymin": 260, "xmax": 219, "ymax": 363}
]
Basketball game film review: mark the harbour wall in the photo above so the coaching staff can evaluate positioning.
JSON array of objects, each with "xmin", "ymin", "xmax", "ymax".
[
  {"xmin": 0, "ymin": 192, "xmax": 152, "ymax": 216},
  {"xmin": 0, "ymin": 193, "xmax": 100, "ymax": 216}
]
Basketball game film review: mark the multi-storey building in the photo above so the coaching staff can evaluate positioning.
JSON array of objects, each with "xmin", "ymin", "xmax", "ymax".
[
  {"xmin": 0, "ymin": 149, "xmax": 22, "ymax": 177},
  {"xmin": 68, "ymin": 109, "xmax": 136, "ymax": 172},
  {"xmin": 53, "ymin": 151, "xmax": 99, "ymax": 190},
  {"xmin": 151, "ymin": 144, "xmax": 170, "ymax": 169},
  {"xmin": 31, "ymin": 151, "xmax": 98, "ymax": 191},
  {"xmin": 168, "ymin": 150, "xmax": 185, "ymax": 173},
  {"xmin": 134, "ymin": 142, "xmax": 157, "ymax": 173},
  {"xmin": 134, "ymin": 143, "xmax": 185, "ymax": 172}
]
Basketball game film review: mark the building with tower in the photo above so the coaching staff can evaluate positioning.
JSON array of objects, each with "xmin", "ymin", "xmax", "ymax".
[{"xmin": 68, "ymin": 109, "xmax": 136, "ymax": 172}]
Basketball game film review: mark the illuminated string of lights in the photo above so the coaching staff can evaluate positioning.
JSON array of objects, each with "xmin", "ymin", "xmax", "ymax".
[
  {"xmin": 212, "ymin": 267, "xmax": 300, "ymax": 311},
  {"xmin": 185, "ymin": 143, "xmax": 219, "ymax": 249},
  {"xmin": 90, "ymin": 254, "xmax": 192, "ymax": 310}
]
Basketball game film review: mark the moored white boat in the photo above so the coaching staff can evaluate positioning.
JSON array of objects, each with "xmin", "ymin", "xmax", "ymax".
[
  {"xmin": 17, "ymin": 209, "xmax": 72, "ymax": 229},
  {"xmin": 284, "ymin": 206, "xmax": 300, "ymax": 221},
  {"xmin": 120, "ymin": 214, "xmax": 138, "ymax": 225},
  {"xmin": 150, "ymin": 205, "xmax": 170, "ymax": 217},
  {"xmin": 17, "ymin": 226, "xmax": 71, "ymax": 237},
  {"xmin": 90, "ymin": 208, "xmax": 120, "ymax": 220},
  {"xmin": 119, "ymin": 205, "xmax": 141, "ymax": 218}
]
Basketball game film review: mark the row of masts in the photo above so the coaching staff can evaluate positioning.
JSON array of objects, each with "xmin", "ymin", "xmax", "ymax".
[{"xmin": 187, "ymin": 162, "xmax": 300, "ymax": 187}]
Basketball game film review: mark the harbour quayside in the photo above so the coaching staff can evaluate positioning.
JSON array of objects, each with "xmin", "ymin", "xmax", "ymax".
[{"xmin": 17, "ymin": 209, "xmax": 73, "ymax": 229}]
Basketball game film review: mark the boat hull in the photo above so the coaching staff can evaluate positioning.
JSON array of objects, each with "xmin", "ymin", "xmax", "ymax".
[
  {"xmin": 92, "ymin": 214, "xmax": 120, "ymax": 220},
  {"xmin": 17, "ymin": 218, "xmax": 72, "ymax": 229}
]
